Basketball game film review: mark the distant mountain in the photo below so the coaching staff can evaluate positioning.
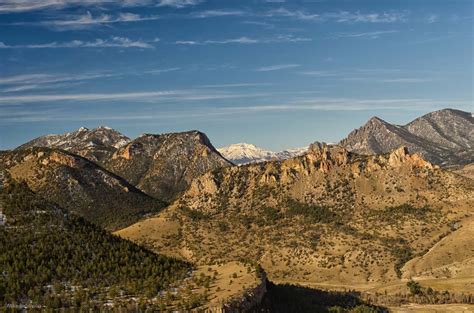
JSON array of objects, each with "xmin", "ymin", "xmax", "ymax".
[
  {"xmin": 218, "ymin": 143, "xmax": 308, "ymax": 165},
  {"xmin": 17, "ymin": 126, "xmax": 130, "ymax": 164},
  {"xmin": 340, "ymin": 109, "xmax": 473, "ymax": 167},
  {"xmin": 0, "ymin": 148, "xmax": 163, "ymax": 230},
  {"xmin": 104, "ymin": 130, "xmax": 232, "ymax": 201}
]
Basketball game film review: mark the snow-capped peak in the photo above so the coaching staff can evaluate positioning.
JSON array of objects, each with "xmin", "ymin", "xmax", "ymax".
[
  {"xmin": 218, "ymin": 143, "xmax": 308, "ymax": 165},
  {"xmin": 96, "ymin": 125, "xmax": 112, "ymax": 130}
]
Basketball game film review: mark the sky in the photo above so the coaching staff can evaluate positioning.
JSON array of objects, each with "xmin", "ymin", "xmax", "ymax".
[{"xmin": 0, "ymin": 0, "xmax": 472, "ymax": 151}]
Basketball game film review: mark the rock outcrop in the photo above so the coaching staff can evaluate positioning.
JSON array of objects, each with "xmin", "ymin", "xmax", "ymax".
[{"xmin": 206, "ymin": 272, "xmax": 267, "ymax": 313}]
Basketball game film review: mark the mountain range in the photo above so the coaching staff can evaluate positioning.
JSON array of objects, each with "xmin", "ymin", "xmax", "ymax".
[
  {"xmin": 17, "ymin": 108, "xmax": 473, "ymax": 171},
  {"xmin": 339, "ymin": 109, "xmax": 473, "ymax": 167},
  {"xmin": 17, "ymin": 128, "xmax": 231, "ymax": 201},
  {"xmin": 2, "ymin": 107, "xmax": 473, "ymax": 311},
  {"xmin": 218, "ymin": 143, "xmax": 308, "ymax": 165}
]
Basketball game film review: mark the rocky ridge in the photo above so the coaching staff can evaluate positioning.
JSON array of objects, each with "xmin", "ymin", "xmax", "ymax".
[
  {"xmin": 104, "ymin": 130, "xmax": 232, "ymax": 201},
  {"xmin": 17, "ymin": 126, "xmax": 130, "ymax": 164},
  {"xmin": 340, "ymin": 109, "xmax": 473, "ymax": 166}
]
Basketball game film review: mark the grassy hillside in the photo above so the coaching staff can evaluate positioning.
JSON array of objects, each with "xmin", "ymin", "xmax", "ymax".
[{"xmin": 117, "ymin": 146, "xmax": 474, "ymax": 293}]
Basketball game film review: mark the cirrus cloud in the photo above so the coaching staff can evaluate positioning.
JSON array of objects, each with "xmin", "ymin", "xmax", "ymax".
[
  {"xmin": 0, "ymin": 36, "xmax": 155, "ymax": 49},
  {"xmin": 255, "ymin": 64, "xmax": 300, "ymax": 72}
]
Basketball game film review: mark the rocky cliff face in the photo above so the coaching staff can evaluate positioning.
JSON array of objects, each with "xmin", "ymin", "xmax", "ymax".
[
  {"xmin": 185, "ymin": 144, "xmax": 441, "ymax": 206},
  {"xmin": 105, "ymin": 130, "xmax": 232, "ymax": 201},
  {"xmin": 0, "ymin": 148, "xmax": 163, "ymax": 230},
  {"xmin": 210, "ymin": 276, "xmax": 267, "ymax": 313},
  {"xmin": 17, "ymin": 126, "xmax": 130, "ymax": 164},
  {"xmin": 340, "ymin": 109, "xmax": 473, "ymax": 167}
]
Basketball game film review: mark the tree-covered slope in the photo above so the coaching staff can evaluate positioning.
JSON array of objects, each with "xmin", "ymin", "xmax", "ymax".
[{"xmin": 0, "ymin": 179, "xmax": 191, "ymax": 309}]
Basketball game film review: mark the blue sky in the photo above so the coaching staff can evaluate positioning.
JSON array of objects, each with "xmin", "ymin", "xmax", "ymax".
[{"xmin": 0, "ymin": 0, "xmax": 472, "ymax": 150}]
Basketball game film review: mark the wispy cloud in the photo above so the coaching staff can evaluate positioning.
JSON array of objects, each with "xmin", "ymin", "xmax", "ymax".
[
  {"xmin": 144, "ymin": 67, "xmax": 181, "ymax": 74},
  {"xmin": 266, "ymin": 8, "xmax": 320, "ymax": 21},
  {"xmin": 242, "ymin": 20, "xmax": 275, "ymax": 29},
  {"xmin": 157, "ymin": 0, "xmax": 203, "ymax": 8},
  {"xmin": 0, "ymin": 89, "xmax": 274, "ymax": 105},
  {"xmin": 299, "ymin": 68, "xmax": 440, "ymax": 84},
  {"xmin": 0, "ymin": 37, "xmax": 154, "ymax": 49},
  {"xmin": 332, "ymin": 30, "xmax": 398, "ymax": 39},
  {"xmin": 299, "ymin": 70, "xmax": 339, "ymax": 77},
  {"xmin": 175, "ymin": 40, "xmax": 199, "ymax": 45},
  {"xmin": 4, "ymin": 97, "xmax": 468, "ymax": 123},
  {"xmin": 200, "ymin": 83, "xmax": 272, "ymax": 88},
  {"xmin": 381, "ymin": 78, "xmax": 434, "ymax": 83},
  {"xmin": 27, "ymin": 11, "xmax": 160, "ymax": 30},
  {"xmin": 203, "ymin": 37, "xmax": 260, "ymax": 44},
  {"xmin": 0, "ymin": 91, "xmax": 175, "ymax": 104},
  {"xmin": 218, "ymin": 98, "xmax": 470, "ymax": 114},
  {"xmin": 325, "ymin": 11, "xmax": 407, "ymax": 23},
  {"xmin": 266, "ymin": 8, "xmax": 407, "ymax": 23},
  {"xmin": 175, "ymin": 34, "xmax": 311, "ymax": 45},
  {"xmin": 0, "ymin": 0, "xmax": 203, "ymax": 13},
  {"xmin": 0, "ymin": 0, "xmax": 77, "ymax": 13},
  {"xmin": 410, "ymin": 32, "xmax": 458, "ymax": 45},
  {"xmin": 255, "ymin": 64, "xmax": 300, "ymax": 72},
  {"xmin": 191, "ymin": 9, "xmax": 245, "ymax": 18},
  {"xmin": 0, "ymin": 68, "xmax": 188, "ymax": 93},
  {"xmin": 0, "ymin": 71, "xmax": 123, "ymax": 93}
]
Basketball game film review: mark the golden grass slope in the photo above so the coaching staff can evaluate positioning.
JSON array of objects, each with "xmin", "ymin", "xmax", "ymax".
[
  {"xmin": 116, "ymin": 145, "xmax": 474, "ymax": 293},
  {"xmin": 403, "ymin": 217, "xmax": 474, "ymax": 279}
]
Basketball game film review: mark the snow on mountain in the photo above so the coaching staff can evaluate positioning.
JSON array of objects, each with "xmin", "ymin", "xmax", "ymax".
[
  {"xmin": 17, "ymin": 126, "xmax": 131, "ymax": 163},
  {"xmin": 218, "ymin": 143, "xmax": 308, "ymax": 165}
]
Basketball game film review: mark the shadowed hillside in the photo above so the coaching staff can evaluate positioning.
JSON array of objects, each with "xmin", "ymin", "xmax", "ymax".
[
  {"xmin": 104, "ymin": 130, "xmax": 232, "ymax": 200},
  {"xmin": 0, "ymin": 179, "xmax": 191, "ymax": 310},
  {"xmin": 0, "ymin": 148, "xmax": 164, "ymax": 230}
]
